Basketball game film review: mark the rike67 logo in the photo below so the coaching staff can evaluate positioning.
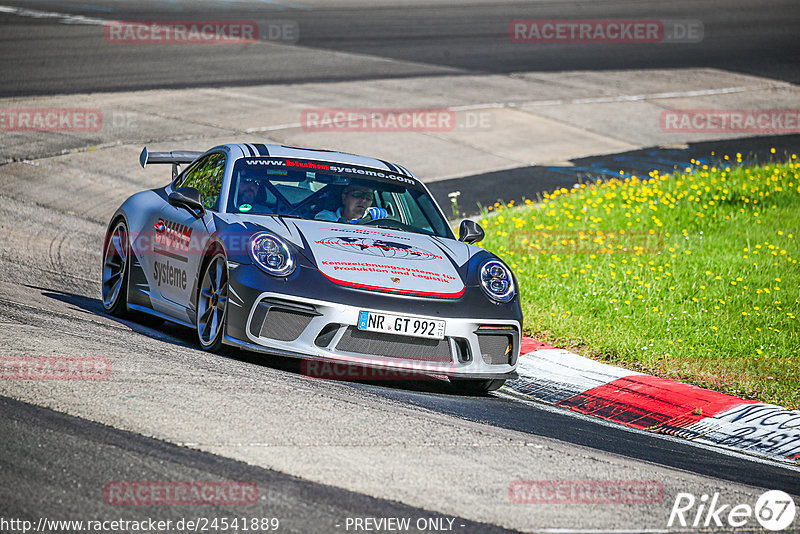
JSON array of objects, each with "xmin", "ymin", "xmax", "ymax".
[{"xmin": 669, "ymin": 490, "xmax": 796, "ymax": 531}]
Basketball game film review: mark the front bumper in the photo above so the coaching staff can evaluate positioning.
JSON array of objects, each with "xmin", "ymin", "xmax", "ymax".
[{"xmin": 224, "ymin": 290, "xmax": 520, "ymax": 380}]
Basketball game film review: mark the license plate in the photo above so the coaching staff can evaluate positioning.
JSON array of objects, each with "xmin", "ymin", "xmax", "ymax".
[{"xmin": 357, "ymin": 311, "xmax": 445, "ymax": 340}]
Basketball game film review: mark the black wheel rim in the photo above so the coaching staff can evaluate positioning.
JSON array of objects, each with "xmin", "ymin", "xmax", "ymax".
[
  {"xmin": 102, "ymin": 222, "xmax": 128, "ymax": 309},
  {"xmin": 197, "ymin": 255, "xmax": 228, "ymax": 347}
]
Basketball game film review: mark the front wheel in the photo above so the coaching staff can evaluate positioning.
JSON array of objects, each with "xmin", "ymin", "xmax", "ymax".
[
  {"xmin": 196, "ymin": 252, "xmax": 228, "ymax": 352},
  {"xmin": 450, "ymin": 378, "xmax": 506, "ymax": 395},
  {"xmin": 101, "ymin": 219, "xmax": 130, "ymax": 317}
]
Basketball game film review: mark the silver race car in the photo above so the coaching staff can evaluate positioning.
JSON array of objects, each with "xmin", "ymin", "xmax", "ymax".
[{"xmin": 102, "ymin": 143, "xmax": 522, "ymax": 392}]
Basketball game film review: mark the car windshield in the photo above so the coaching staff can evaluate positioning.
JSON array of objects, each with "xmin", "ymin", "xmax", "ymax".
[{"xmin": 226, "ymin": 158, "xmax": 453, "ymax": 238}]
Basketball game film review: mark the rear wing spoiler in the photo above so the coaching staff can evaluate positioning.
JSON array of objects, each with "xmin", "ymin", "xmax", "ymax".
[{"xmin": 139, "ymin": 146, "xmax": 204, "ymax": 179}]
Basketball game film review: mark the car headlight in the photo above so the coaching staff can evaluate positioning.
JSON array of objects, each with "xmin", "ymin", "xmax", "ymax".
[
  {"xmin": 249, "ymin": 232, "xmax": 295, "ymax": 277},
  {"xmin": 480, "ymin": 259, "xmax": 515, "ymax": 303}
]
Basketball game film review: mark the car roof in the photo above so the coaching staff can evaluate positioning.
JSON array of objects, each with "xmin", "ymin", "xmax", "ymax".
[{"xmin": 224, "ymin": 143, "xmax": 418, "ymax": 179}]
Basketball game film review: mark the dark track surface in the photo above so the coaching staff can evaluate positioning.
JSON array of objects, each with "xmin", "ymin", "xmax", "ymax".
[
  {"xmin": 0, "ymin": 0, "xmax": 798, "ymax": 96},
  {"xmin": 0, "ymin": 395, "xmax": 516, "ymax": 533},
  {"xmin": 428, "ymin": 134, "xmax": 800, "ymax": 216},
  {"xmin": 350, "ymin": 382, "xmax": 800, "ymax": 496},
  {"xmin": 214, "ymin": 341, "xmax": 800, "ymax": 494},
  {"xmin": 2, "ymin": 0, "xmax": 799, "ymax": 529}
]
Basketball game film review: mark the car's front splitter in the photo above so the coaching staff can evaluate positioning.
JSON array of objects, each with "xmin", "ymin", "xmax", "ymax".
[{"xmin": 224, "ymin": 291, "xmax": 520, "ymax": 380}]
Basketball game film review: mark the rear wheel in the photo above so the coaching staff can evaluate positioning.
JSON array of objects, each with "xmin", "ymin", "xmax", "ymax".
[
  {"xmin": 451, "ymin": 378, "xmax": 506, "ymax": 395},
  {"xmin": 196, "ymin": 252, "xmax": 228, "ymax": 352},
  {"xmin": 101, "ymin": 219, "xmax": 130, "ymax": 317}
]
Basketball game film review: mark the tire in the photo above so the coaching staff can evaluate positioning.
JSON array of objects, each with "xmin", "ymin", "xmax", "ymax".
[
  {"xmin": 451, "ymin": 378, "xmax": 506, "ymax": 395},
  {"xmin": 101, "ymin": 219, "xmax": 130, "ymax": 317},
  {"xmin": 196, "ymin": 251, "xmax": 228, "ymax": 352}
]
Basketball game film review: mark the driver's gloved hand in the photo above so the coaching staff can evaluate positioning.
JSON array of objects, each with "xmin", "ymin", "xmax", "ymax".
[
  {"xmin": 365, "ymin": 207, "xmax": 387, "ymax": 220},
  {"xmin": 349, "ymin": 207, "xmax": 387, "ymax": 223}
]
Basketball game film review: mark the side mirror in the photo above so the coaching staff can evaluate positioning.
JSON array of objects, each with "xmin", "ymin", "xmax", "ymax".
[
  {"xmin": 168, "ymin": 187, "xmax": 205, "ymax": 218},
  {"xmin": 458, "ymin": 219, "xmax": 484, "ymax": 244}
]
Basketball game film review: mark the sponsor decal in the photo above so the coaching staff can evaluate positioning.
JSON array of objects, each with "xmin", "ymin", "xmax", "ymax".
[
  {"xmin": 691, "ymin": 404, "xmax": 800, "ymax": 460},
  {"xmin": 242, "ymin": 158, "xmax": 418, "ymax": 186},
  {"xmin": 285, "ymin": 159, "xmax": 330, "ymax": 170},
  {"xmin": 315, "ymin": 236, "xmax": 442, "ymax": 261},
  {"xmin": 103, "ymin": 481, "xmax": 258, "ymax": 506},
  {"xmin": 509, "ymin": 480, "xmax": 663, "ymax": 504},
  {"xmin": 153, "ymin": 260, "xmax": 187, "ymax": 290},
  {"xmin": 1, "ymin": 108, "xmax": 102, "ymax": 132},
  {"xmin": 239, "ymin": 203, "xmax": 252, "ymax": 212},
  {"xmin": 390, "ymin": 277, "xmax": 400, "ymax": 284},
  {"xmin": 1, "ymin": 357, "xmax": 111, "ymax": 380},
  {"xmin": 324, "ymin": 227, "xmax": 411, "ymax": 239},
  {"xmin": 154, "ymin": 218, "xmax": 193, "ymax": 252},
  {"xmin": 319, "ymin": 261, "xmax": 456, "ymax": 285}
]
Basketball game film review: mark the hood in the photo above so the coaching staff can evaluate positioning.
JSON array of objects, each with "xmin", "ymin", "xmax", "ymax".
[
  {"xmin": 297, "ymin": 220, "xmax": 468, "ymax": 297},
  {"xmin": 236, "ymin": 217, "xmax": 470, "ymax": 298}
]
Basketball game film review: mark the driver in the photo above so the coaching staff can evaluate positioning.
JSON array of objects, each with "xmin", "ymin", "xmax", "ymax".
[
  {"xmin": 316, "ymin": 184, "xmax": 384, "ymax": 223},
  {"xmin": 235, "ymin": 170, "xmax": 268, "ymax": 212}
]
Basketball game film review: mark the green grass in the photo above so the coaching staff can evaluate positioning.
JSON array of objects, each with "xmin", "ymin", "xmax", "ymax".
[{"xmin": 477, "ymin": 154, "xmax": 800, "ymax": 409}]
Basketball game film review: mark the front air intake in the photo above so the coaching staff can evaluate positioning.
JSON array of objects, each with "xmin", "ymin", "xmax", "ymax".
[
  {"xmin": 259, "ymin": 309, "xmax": 315, "ymax": 341},
  {"xmin": 475, "ymin": 326, "xmax": 519, "ymax": 366},
  {"xmin": 336, "ymin": 327, "xmax": 452, "ymax": 362},
  {"xmin": 249, "ymin": 299, "xmax": 319, "ymax": 342}
]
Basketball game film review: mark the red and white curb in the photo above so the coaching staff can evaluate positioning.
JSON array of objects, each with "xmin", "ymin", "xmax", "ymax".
[{"xmin": 505, "ymin": 338, "xmax": 800, "ymax": 465}]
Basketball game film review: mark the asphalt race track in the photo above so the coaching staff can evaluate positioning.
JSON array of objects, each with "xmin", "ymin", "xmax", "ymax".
[
  {"xmin": 0, "ymin": 0, "xmax": 798, "ymax": 96},
  {"xmin": 1, "ymin": 1, "xmax": 799, "ymax": 532},
  {"xmin": 0, "ymin": 396, "xmax": 514, "ymax": 533}
]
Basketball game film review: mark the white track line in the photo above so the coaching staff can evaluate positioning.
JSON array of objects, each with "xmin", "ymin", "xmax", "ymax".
[
  {"xmin": 450, "ymin": 83, "xmax": 793, "ymax": 111},
  {"xmin": 243, "ymin": 83, "xmax": 793, "ymax": 134},
  {"xmin": 0, "ymin": 5, "xmax": 110, "ymax": 25}
]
